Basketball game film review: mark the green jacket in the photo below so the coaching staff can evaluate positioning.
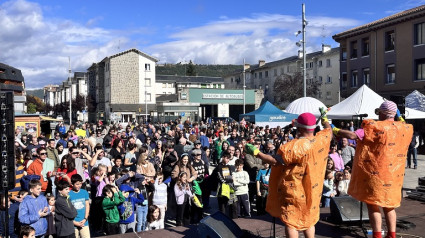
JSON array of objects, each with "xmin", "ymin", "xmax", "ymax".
[{"xmin": 102, "ymin": 191, "xmax": 125, "ymax": 223}]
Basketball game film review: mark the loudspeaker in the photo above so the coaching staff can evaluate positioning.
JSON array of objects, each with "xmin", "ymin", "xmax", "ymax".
[
  {"xmin": 330, "ymin": 196, "xmax": 369, "ymax": 223},
  {"xmin": 197, "ymin": 211, "xmax": 243, "ymax": 238},
  {"xmin": 0, "ymin": 92, "xmax": 15, "ymax": 189}
]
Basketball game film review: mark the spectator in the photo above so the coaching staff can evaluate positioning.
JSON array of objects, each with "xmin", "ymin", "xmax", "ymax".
[
  {"xmin": 152, "ymin": 173, "xmax": 167, "ymax": 229},
  {"xmin": 407, "ymin": 131, "xmax": 419, "ymax": 169},
  {"xmin": 256, "ymin": 161, "xmax": 270, "ymax": 215},
  {"xmin": 102, "ymin": 185, "xmax": 125, "ymax": 235},
  {"xmin": 69, "ymin": 174, "xmax": 90, "ymax": 238},
  {"xmin": 111, "ymin": 157, "xmax": 125, "ymax": 174},
  {"xmin": 124, "ymin": 143, "xmax": 137, "ymax": 172},
  {"xmin": 19, "ymin": 225, "xmax": 35, "ymax": 238},
  {"xmin": 55, "ymin": 156, "xmax": 77, "ymax": 185},
  {"xmin": 145, "ymin": 205, "xmax": 162, "ymax": 230},
  {"xmin": 321, "ymin": 169, "xmax": 336, "ymax": 207},
  {"xmin": 340, "ymin": 138, "xmax": 355, "ymax": 167},
  {"xmin": 174, "ymin": 172, "xmax": 193, "ymax": 226},
  {"xmin": 55, "ymin": 180, "xmax": 77, "ymax": 238},
  {"xmin": 171, "ymin": 154, "xmax": 197, "ymax": 183},
  {"xmin": 329, "ymin": 144, "xmax": 344, "ymax": 171},
  {"xmin": 233, "ymin": 159, "xmax": 250, "ymax": 218},
  {"xmin": 337, "ymin": 168, "xmax": 351, "ymax": 196},
  {"xmin": 18, "ymin": 180, "xmax": 49, "ymax": 237},
  {"xmin": 46, "ymin": 139, "xmax": 60, "ymax": 169},
  {"xmin": 117, "ymin": 184, "xmax": 144, "ymax": 234},
  {"xmin": 26, "ymin": 148, "xmax": 51, "ymax": 193}
]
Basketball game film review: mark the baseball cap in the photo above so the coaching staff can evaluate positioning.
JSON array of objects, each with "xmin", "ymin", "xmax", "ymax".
[
  {"xmin": 294, "ymin": 112, "xmax": 317, "ymax": 131},
  {"xmin": 194, "ymin": 140, "xmax": 201, "ymax": 144}
]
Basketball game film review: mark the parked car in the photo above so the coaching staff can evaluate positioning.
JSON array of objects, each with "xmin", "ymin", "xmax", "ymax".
[{"xmin": 56, "ymin": 115, "xmax": 63, "ymax": 120}]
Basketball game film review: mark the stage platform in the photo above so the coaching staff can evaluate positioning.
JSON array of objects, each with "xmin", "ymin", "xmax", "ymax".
[{"xmin": 103, "ymin": 197, "xmax": 424, "ymax": 238}]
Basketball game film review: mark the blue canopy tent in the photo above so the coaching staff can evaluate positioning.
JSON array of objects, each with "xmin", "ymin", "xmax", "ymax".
[{"xmin": 239, "ymin": 101, "xmax": 298, "ymax": 128}]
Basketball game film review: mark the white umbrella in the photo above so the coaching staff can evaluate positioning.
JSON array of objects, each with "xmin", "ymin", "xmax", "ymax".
[{"xmin": 285, "ymin": 97, "xmax": 326, "ymax": 117}]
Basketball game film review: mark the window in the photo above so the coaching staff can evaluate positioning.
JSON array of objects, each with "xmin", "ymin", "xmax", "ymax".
[
  {"xmin": 318, "ymin": 92, "xmax": 322, "ymax": 98},
  {"xmin": 259, "ymin": 72, "xmax": 263, "ymax": 79},
  {"xmin": 326, "ymin": 76, "xmax": 332, "ymax": 84},
  {"xmin": 351, "ymin": 71, "xmax": 358, "ymax": 87},
  {"xmin": 318, "ymin": 60, "xmax": 323, "ymax": 67},
  {"xmin": 318, "ymin": 76, "xmax": 323, "ymax": 83},
  {"xmin": 162, "ymin": 83, "xmax": 166, "ymax": 88},
  {"xmin": 362, "ymin": 37, "xmax": 370, "ymax": 56},
  {"xmin": 280, "ymin": 68, "xmax": 284, "ymax": 75},
  {"xmin": 415, "ymin": 22, "xmax": 425, "ymax": 45},
  {"xmin": 363, "ymin": 68, "xmax": 370, "ymax": 85},
  {"xmin": 341, "ymin": 73, "xmax": 347, "ymax": 89},
  {"xmin": 274, "ymin": 69, "xmax": 277, "ymax": 76},
  {"xmin": 342, "ymin": 48, "xmax": 347, "ymax": 61},
  {"xmin": 386, "ymin": 64, "xmax": 395, "ymax": 84},
  {"xmin": 254, "ymin": 73, "xmax": 257, "ymax": 78},
  {"xmin": 201, "ymin": 84, "xmax": 207, "ymax": 88},
  {"xmin": 259, "ymin": 85, "xmax": 262, "ymax": 90},
  {"xmin": 385, "ymin": 30, "xmax": 395, "ymax": 51},
  {"xmin": 145, "ymin": 63, "xmax": 151, "ymax": 71},
  {"xmin": 350, "ymin": 41, "xmax": 357, "ymax": 59},
  {"xmin": 326, "ymin": 91, "xmax": 332, "ymax": 99},
  {"xmin": 265, "ymin": 71, "xmax": 269, "ymax": 78},
  {"xmin": 326, "ymin": 59, "xmax": 331, "ymax": 67},
  {"xmin": 145, "ymin": 78, "xmax": 151, "ymax": 86},
  {"xmin": 415, "ymin": 58, "xmax": 425, "ymax": 81},
  {"xmin": 146, "ymin": 93, "xmax": 151, "ymax": 102}
]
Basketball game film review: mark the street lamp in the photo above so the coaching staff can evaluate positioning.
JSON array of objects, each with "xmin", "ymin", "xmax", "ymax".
[
  {"xmin": 242, "ymin": 58, "xmax": 246, "ymax": 114},
  {"xmin": 145, "ymin": 68, "xmax": 148, "ymax": 123},
  {"xmin": 295, "ymin": 4, "xmax": 308, "ymax": 97},
  {"xmin": 68, "ymin": 57, "xmax": 72, "ymax": 125}
]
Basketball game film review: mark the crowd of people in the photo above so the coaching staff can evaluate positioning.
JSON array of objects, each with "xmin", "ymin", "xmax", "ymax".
[{"xmin": 0, "ymin": 103, "xmax": 417, "ymax": 238}]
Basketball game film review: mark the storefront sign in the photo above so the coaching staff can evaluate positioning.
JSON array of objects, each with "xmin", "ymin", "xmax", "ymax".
[{"xmin": 202, "ymin": 93, "xmax": 243, "ymax": 99}]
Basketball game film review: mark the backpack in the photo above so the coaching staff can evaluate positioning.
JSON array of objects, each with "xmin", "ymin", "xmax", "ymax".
[{"xmin": 20, "ymin": 174, "xmax": 41, "ymax": 191}]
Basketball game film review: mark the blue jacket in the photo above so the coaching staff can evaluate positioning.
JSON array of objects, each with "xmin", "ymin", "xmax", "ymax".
[
  {"xmin": 118, "ymin": 185, "xmax": 144, "ymax": 224},
  {"xmin": 19, "ymin": 195, "xmax": 49, "ymax": 236}
]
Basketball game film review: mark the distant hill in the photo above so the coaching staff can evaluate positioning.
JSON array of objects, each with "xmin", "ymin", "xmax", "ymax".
[
  {"xmin": 26, "ymin": 89, "xmax": 44, "ymax": 99},
  {"xmin": 156, "ymin": 64, "xmax": 242, "ymax": 77}
]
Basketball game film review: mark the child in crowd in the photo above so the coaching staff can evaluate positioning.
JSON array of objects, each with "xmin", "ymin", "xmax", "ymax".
[
  {"xmin": 107, "ymin": 172, "xmax": 117, "ymax": 186},
  {"xmin": 256, "ymin": 162, "xmax": 270, "ymax": 215},
  {"xmin": 152, "ymin": 172, "xmax": 167, "ymax": 228},
  {"xmin": 102, "ymin": 184, "xmax": 125, "ymax": 235},
  {"xmin": 45, "ymin": 194, "xmax": 56, "ymax": 238},
  {"xmin": 19, "ymin": 225, "xmax": 35, "ymax": 238},
  {"xmin": 321, "ymin": 169, "xmax": 336, "ymax": 207},
  {"xmin": 145, "ymin": 205, "xmax": 163, "ymax": 230},
  {"xmin": 117, "ymin": 184, "xmax": 145, "ymax": 234},
  {"xmin": 55, "ymin": 180, "xmax": 77, "ymax": 238},
  {"xmin": 174, "ymin": 172, "xmax": 193, "ymax": 226},
  {"xmin": 337, "ymin": 168, "xmax": 351, "ymax": 196},
  {"xmin": 233, "ymin": 159, "xmax": 251, "ymax": 217},
  {"xmin": 69, "ymin": 174, "xmax": 90, "ymax": 238},
  {"xmin": 19, "ymin": 180, "xmax": 49, "ymax": 237}
]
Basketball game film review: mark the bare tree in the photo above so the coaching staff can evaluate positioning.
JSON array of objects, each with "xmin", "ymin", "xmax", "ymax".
[{"xmin": 273, "ymin": 72, "xmax": 321, "ymax": 105}]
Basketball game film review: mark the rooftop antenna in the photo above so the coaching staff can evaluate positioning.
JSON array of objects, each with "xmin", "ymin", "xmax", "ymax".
[{"xmin": 117, "ymin": 40, "xmax": 121, "ymax": 52}]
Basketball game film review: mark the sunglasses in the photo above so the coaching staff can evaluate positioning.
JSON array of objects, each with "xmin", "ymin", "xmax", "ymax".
[
  {"xmin": 40, "ymin": 153, "xmax": 47, "ymax": 156},
  {"xmin": 72, "ymin": 152, "xmax": 80, "ymax": 155}
]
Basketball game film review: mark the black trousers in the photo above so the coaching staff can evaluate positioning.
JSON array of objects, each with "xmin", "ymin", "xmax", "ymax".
[
  {"xmin": 176, "ymin": 201, "xmax": 191, "ymax": 226},
  {"xmin": 105, "ymin": 222, "xmax": 120, "ymax": 235},
  {"xmin": 190, "ymin": 194, "xmax": 203, "ymax": 224}
]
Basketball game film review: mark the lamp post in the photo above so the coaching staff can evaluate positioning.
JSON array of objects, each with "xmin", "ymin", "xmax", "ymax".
[
  {"xmin": 302, "ymin": 3, "xmax": 307, "ymax": 97},
  {"xmin": 145, "ymin": 69, "xmax": 148, "ymax": 123},
  {"xmin": 243, "ymin": 58, "xmax": 246, "ymax": 114},
  {"xmin": 68, "ymin": 57, "xmax": 72, "ymax": 125}
]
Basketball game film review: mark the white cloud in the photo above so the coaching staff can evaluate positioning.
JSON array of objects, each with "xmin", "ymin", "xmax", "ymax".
[
  {"xmin": 148, "ymin": 13, "xmax": 360, "ymax": 65},
  {"xmin": 0, "ymin": 0, "xmax": 361, "ymax": 89},
  {"xmin": 0, "ymin": 0, "xmax": 123, "ymax": 88}
]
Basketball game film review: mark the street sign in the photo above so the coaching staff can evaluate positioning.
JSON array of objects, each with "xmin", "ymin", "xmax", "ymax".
[{"xmin": 180, "ymin": 112, "xmax": 185, "ymax": 116}]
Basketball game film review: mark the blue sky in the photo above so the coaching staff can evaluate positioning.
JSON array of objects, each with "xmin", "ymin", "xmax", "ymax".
[{"xmin": 1, "ymin": 0, "xmax": 425, "ymax": 88}]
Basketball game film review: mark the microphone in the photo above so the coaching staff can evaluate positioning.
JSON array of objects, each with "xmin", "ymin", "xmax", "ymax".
[{"xmin": 353, "ymin": 114, "xmax": 368, "ymax": 118}]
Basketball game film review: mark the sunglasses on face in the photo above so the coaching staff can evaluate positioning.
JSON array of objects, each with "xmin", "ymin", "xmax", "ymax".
[
  {"xmin": 72, "ymin": 152, "xmax": 80, "ymax": 155},
  {"xmin": 40, "ymin": 153, "xmax": 47, "ymax": 156}
]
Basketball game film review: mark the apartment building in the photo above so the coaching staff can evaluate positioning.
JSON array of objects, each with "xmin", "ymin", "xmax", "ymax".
[
  {"xmin": 224, "ymin": 44, "xmax": 340, "ymax": 106},
  {"xmin": 333, "ymin": 5, "xmax": 425, "ymax": 99},
  {"xmin": 87, "ymin": 48, "xmax": 158, "ymax": 123}
]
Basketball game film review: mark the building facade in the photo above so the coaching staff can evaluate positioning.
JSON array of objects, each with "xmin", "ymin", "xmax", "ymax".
[
  {"xmin": 333, "ymin": 5, "xmax": 425, "ymax": 99},
  {"xmin": 223, "ymin": 45, "xmax": 340, "ymax": 106},
  {"xmin": 0, "ymin": 63, "xmax": 26, "ymax": 114},
  {"xmin": 87, "ymin": 48, "xmax": 158, "ymax": 123}
]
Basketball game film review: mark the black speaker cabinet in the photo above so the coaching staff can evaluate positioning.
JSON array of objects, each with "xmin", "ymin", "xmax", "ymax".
[
  {"xmin": 330, "ymin": 196, "xmax": 369, "ymax": 223},
  {"xmin": 197, "ymin": 211, "xmax": 243, "ymax": 238}
]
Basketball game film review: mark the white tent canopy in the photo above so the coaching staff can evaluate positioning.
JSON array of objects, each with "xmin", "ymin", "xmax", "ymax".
[
  {"xmin": 327, "ymin": 85, "xmax": 425, "ymax": 120},
  {"xmin": 285, "ymin": 97, "xmax": 327, "ymax": 117},
  {"xmin": 406, "ymin": 90, "xmax": 425, "ymax": 112}
]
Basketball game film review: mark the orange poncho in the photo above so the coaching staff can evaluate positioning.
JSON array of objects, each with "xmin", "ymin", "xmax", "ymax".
[
  {"xmin": 348, "ymin": 120, "xmax": 413, "ymax": 208},
  {"xmin": 266, "ymin": 128, "xmax": 332, "ymax": 230}
]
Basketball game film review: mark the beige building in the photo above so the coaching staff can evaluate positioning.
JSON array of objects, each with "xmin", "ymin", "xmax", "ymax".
[
  {"xmin": 224, "ymin": 44, "xmax": 340, "ymax": 106},
  {"xmin": 88, "ymin": 48, "xmax": 158, "ymax": 123}
]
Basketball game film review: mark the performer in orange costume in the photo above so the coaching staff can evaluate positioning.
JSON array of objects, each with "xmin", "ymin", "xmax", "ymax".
[
  {"xmin": 334, "ymin": 101, "xmax": 413, "ymax": 238},
  {"xmin": 245, "ymin": 111, "xmax": 332, "ymax": 238}
]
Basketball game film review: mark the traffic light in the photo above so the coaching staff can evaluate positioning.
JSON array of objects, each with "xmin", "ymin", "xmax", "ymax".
[{"xmin": 0, "ymin": 92, "xmax": 15, "ymax": 189}]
